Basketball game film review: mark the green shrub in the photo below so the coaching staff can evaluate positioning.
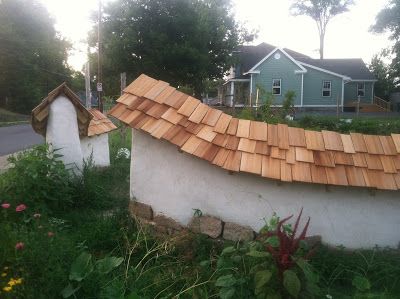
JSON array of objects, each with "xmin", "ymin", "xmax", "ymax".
[{"xmin": 0, "ymin": 144, "xmax": 74, "ymax": 212}]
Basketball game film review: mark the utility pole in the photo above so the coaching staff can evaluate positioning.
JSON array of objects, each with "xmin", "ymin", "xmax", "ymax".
[
  {"xmin": 85, "ymin": 62, "xmax": 91, "ymax": 109},
  {"xmin": 97, "ymin": 0, "xmax": 103, "ymax": 112},
  {"xmin": 120, "ymin": 72, "xmax": 126, "ymax": 95}
]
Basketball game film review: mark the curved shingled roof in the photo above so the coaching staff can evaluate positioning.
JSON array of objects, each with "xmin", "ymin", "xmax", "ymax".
[
  {"xmin": 109, "ymin": 74, "xmax": 400, "ymax": 191},
  {"xmin": 31, "ymin": 83, "xmax": 116, "ymax": 137}
]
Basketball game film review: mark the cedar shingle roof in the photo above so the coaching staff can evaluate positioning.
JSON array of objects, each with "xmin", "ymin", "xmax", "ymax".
[
  {"xmin": 110, "ymin": 74, "xmax": 400, "ymax": 191},
  {"xmin": 31, "ymin": 83, "xmax": 116, "ymax": 137}
]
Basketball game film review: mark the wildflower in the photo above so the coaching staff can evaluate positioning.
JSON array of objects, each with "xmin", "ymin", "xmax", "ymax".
[
  {"xmin": 3, "ymin": 267, "xmax": 8, "ymax": 270},
  {"xmin": 2, "ymin": 286, "xmax": 11, "ymax": 292},
  {"xmin": 15, "ymin": 278, "xmax": 22, "ymax": 284},
  {"xmin": 33, "ymin": 213, "xmax": 41, "ymax": 218},
  {"xmin": 1, "ymin": 203, "xmax": 10, "ymax": 209},
  {"xmin": 15, "ymin": 242, "xmax": 25, "ymax": 250},
  {"xmin": 38, "ymin": 225, "xmax": 43, "ymax": 229},
  {"xmin": 1, "ymin": 272, "xmax": 6, "ymax": 277},
  {"xmin": 47, "ymin": 231, "xmax": 55, "ymax": 237},
  {"xmin": 15, "ymin": 204, "xmax": 27, "ymax": 212}
]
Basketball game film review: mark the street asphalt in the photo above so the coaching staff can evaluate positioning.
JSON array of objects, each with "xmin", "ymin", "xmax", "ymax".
[{"xmin": 0, "ymin": 124, "xmax": 43, "ymax": 156}]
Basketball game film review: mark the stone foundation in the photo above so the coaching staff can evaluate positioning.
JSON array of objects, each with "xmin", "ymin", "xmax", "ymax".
[{"xmin": 129, "ymin": 200, "xmax": 256, "ymax": 241}]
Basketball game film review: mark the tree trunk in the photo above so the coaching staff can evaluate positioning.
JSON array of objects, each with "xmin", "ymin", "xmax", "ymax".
[{"xmin": 319, "ymin": 31, "xmax": 325, "ymax": 59}]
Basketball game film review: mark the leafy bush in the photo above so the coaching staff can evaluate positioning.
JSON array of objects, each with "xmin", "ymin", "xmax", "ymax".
[
  {"xmin": 0, "ymin": 144, "xmax": 74, "ymax": 212},
  {"xmin": 294, "ymin": 115, "xmax": 400, "ymax": 135}
]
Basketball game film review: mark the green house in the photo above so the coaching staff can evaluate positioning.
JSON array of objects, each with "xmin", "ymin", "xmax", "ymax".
[{"xmin": 224, "ymin": 43, "xmax": 377, "ymax": 110}]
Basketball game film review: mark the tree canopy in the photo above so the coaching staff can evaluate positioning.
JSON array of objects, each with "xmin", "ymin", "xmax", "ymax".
[
  {"xmin": 89, "ymin": 0, "xmax": 253, "ymax": 98},
  {"xmin": 291, "ymin": 0, "xmax": 354, "ymax": 59},
  {"xmin": 0, "ymin": 0, "xmax": 80, "ymax": 113},
  {"xmin": 372, "ymin": 0, "xmax": 400, "ymax": 88}
]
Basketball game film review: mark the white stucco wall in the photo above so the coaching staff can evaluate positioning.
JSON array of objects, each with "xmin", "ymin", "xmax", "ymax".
[
  {"xmin": 46, "ymin": 96, "xmax": 83, "ymax": 170},
  {"xmin": 81, "ymin": 134, "xmax": 110, "ymax": 167},
  {"xmin": 131, "ymin": 129, "xmax": 400, "ymax": 249}
]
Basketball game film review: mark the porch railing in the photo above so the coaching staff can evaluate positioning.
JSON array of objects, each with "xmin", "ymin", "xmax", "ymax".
[{"xmin": 373, "ymin": 96, "xmax": 391, "ymax": 112}]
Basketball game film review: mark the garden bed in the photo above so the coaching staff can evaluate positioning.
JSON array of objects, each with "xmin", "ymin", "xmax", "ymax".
[{"xmin": 1, "ymin": 130, "xmax": 399, "ymax": 298}]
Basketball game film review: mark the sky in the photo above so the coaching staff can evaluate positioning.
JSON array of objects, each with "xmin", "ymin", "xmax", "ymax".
[{"xmin": 40, "ymin": 0, "xmax": 392, "ymax": 71}]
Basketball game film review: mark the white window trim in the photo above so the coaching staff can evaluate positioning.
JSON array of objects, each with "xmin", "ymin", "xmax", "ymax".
[
  {"xmin": 322, "ymin": 80, "xmax": 332, "ymax": 98},
  {"xmin": 272, "ymin": 79, "xmax": 282, "ymax": 96},
  {"xmin": 357, "ymin": 82, "xmax": 365, "ymax": 97}
]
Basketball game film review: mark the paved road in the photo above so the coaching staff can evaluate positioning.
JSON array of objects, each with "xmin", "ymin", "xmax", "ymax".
[{"xmin": 0, "ymin": 124, "xmax": 43, "ymax": 155}]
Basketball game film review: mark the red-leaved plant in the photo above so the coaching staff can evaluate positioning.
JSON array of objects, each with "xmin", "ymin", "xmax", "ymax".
[{"xmin": 258, "ymin": 209, "xmax": 315, "ymax": 279}]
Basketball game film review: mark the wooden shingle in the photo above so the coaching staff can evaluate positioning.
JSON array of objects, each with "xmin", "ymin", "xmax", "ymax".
[
  {"xmin": 392, "ymin": 134, "xmax": 400, "ymax": 153},
  {"xmin": 278, "ymin": 124, "xmax": 290, "ymax": 149},
  {"xmin": 325, "ymin": 165, "xmax": 348, "ymax": 186},
  {"xmin": 202, "ymin": 109, "xmax": 222, "ymax": 126},
  {"xmin": 333, "ymin": 152, "xmax": 354, "ymax": 165},
  {"xmin": 254, "ymin": 141, "xmax": 270, "ymax": 155},
  {"xmin": 288, "ymin": 127, "xmax": 306, "ymax": 147},
  {"xmin": 350, "ymin": 133, "xmax": 368, "ymax": 152},
  {"xmin": 292, "ymin": 162, "xmax": 312, "ymax": 183},
  {"xmin": 341, "ymin": 134, "xmax": 356, "ymax": 153},
  {"xmin": 345, "ymin": 166, "xmax": 366, "ymax": 187},
  {"xmin": 237, "ymin": 119, "xmax": 251, "ymax": 138},
  {"xmin": 212, "ymin": 148, "xmax": 231, "ymax": 167},
  {"xmin": 267, "ymin": 124, "xmax": 279, "ymax": 146},
  {"xmin": 295, "ymin": 147, "xmax": 314, "ymax": 163},
  {"xmin": 305, "ymin": 130, "xmax": 325, "ymax": 151},
  {"xmin": 214, "ymin": 113, "xmax": 232, "ymax": 134},
  {"xmin": 177, "ymin": 96, "xmax": 200, "ymax": 117},
  {"xmin": 161, "ymin": 107, "xmax": 184, "ymax": 124},
  {"xmin": 249, "ymin": 121, "xmax": 268, "ymax": 141},
  {"xmin": 223, "ymin": 151, "xmax": 242, "ymax": 172},
  {"xmin": 310, "ymin": 165, "xmax": 328, "ymax": 185},
  {"xmin": 226, "ymin": 118, "xmax": 239, "ymax": 135},
  {"xmin": 379, "ymin": 136, "xmax": 397, "ymax": 155},
  {"xmin": 188, "ymin": 103, "xmax": 209, "ymax": 124},
  {"xmin": 313, "ymin": 150, "xmax": 335, "ymax": 167},
  {"xmin": 237, "ymin": 138, "xmax": 257, "ymax": 153},
  {"xmin": 363, "ymin": 134, "xmax": 384, "ymax": 155},
  {"xmin": 380, "ymin": 156, "xmax": 397, "ymax": 173},
  {"xmin": 261, "ymin": 156, "xmax": 281, "ymax": 180},
  {"xmin": 365, "ymin": 154, "xmax": 383, "ymax": 170},
  {"xmin": 322, "ymin": 130, "xmax": 344, "ymax": 151},
  {"xmin": 240, "ymin": 152, "xmax": 262, "ymax": 175},
  {"xmin": 181, "ymin": 135, "xmax": 203, "ymax": 154},
  {"xmin": 196, "ymin": 125, "xmax": 217, "ymax": 142},
  {"xmin": 280, "ymin": 161, "xmax": 293, "ymax": 182}
]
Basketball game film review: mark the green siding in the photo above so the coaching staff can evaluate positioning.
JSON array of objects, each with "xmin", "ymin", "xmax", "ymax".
[
  {"xmin": 344, "ymin": 82, "xmax": 373, "ymax": 104},
  {"xmin": 302, "ymin": 67, "xmax": 343, "ymax": 106},
  {"xmin": 251, "ymin": 50, "xmax": 302, "ymax": 105}
]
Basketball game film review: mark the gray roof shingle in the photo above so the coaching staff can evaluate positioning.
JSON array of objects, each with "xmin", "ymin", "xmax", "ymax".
[{"xmin": 232, "ymin": 43, "xmax": 375, "ymax": 80}]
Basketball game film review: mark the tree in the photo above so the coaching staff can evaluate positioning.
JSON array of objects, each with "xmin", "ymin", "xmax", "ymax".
[
  {"xmin": 368, "ymin": 49, "xmax": 395, "ymax": 99},
  {"xmin": 290, "ymin": 0, "xmax": 354, "ymax": 59},
  {"xmin": 88, "ymin": 0, "xmax": 253, "ymax": 99},
  {"xmin": 372, "ymin": 0, "xmax": 400, "ymax": 87},
  {"xmin": 0, "ymin": 0, "xmax": 75, "ymax": 113}
]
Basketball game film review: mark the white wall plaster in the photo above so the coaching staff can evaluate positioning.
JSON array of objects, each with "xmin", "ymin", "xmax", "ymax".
[
  {"xmin": 81, "ymin": 133, "xmax": 110, "ymax": 167},
  {"xmin": 46, "ymin": 96, "xmax": 83, "ymax": 170},
  {"xmin": 130, "ymin": 129, "xmax": 400, "ymax": 249}
]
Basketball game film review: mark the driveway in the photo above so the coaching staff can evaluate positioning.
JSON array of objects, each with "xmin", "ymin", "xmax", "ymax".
[{"xmin": 0, "ymin": 124, "xmax": 43, "ymax": 156}]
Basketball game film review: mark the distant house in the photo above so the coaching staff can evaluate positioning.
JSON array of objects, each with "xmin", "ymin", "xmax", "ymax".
[
  {"xmin": 223, "ymin": 43, "xmax": 377, "ymax": 110},
  {"xmin": 31, "ymin": 83, "xmax": 117, "ymax": 170}
]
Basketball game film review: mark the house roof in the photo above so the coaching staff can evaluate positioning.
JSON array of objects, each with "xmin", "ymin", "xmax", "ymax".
[
  {"xmin": 31, "ymin": 83, "xmax": 117, "ymax": 137},
  {"xmin": 109, "ymin": 74, "xmax": 400, "ymax": 191},
  {"xmin": 233, "ymin": 43, "xmax": 375, "ymax": 80}
]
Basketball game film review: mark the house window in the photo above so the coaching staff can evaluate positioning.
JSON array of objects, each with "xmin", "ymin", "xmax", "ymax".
[
  {"xmin": 272, "ymin": 79, "xmax": 281, "ymax": 95},
  {"xmin": 322, "ymin": 80, "xmax": 331, "ymax": 97},
  {"xmin": 357, "ymin": 82, "xmax": 365, "ymax": 97}
]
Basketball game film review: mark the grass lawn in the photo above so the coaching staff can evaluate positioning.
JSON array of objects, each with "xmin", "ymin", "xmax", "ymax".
[
  {"xmin": 0, "ymin": 128, "xmax": 400, "ymax": 298},
  {"xmin": 0, "ymin": 108, "xmax": 30, "ymax": 127}
]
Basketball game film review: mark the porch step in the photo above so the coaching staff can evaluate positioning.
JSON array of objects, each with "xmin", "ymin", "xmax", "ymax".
[{"xmin": 345, "ymin": 102, "xmax": 389, "ymax": 113}]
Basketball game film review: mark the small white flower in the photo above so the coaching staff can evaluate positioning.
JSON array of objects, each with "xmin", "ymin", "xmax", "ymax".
[
  {"xmin": 326, "ymin": 295, "xmax": 333, "ymax": 299},
  {"xmin": 116, "ymin": 148, "xmax": 130, "ymax": 159}
]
